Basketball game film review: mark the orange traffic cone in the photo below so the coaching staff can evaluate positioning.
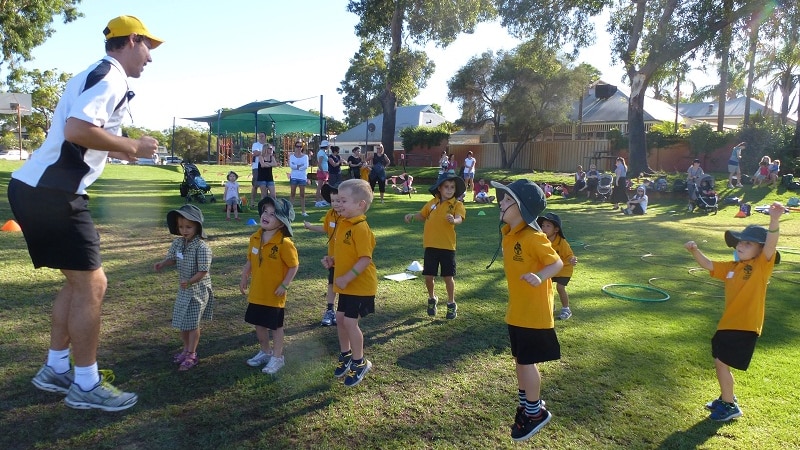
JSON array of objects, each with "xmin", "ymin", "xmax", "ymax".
[
  {"xmin": 734, "ymin": 210, "xmax": 746, "ymax": 218},
  {"xmin": 1, "ymin": 219, "xmax": 22, "ymax": 231}
]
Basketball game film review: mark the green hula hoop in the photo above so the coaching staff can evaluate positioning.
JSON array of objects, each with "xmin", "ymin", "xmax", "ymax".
[
  {"xmin": 648, "ymin": 277, "xmax": 724, "ymax": 298},
  {"xmin": 601, "ymin": 283, "xmax": 670, "ymax": 302}
]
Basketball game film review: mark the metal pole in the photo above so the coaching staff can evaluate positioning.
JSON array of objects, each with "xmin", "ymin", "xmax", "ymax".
[
  {"xmin": 171, "ymin": 117, "xmax": 176, "ymax": 158},
  {"xmin": 319, "ymin": 95, "xmax": 324, "ymax": 141}
]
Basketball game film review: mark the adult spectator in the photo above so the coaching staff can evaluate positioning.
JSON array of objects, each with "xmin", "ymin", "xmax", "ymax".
[
  {"xmin": 463, "ymin": 151, "xmax": 476, "ymax": 193},
  {"xmin": 369, "ymin": 143, "xmax": 391, "ymax": 204},
  {"xmin": 728, "ymin": 142, "xmax": 746, "ymax": 188},
  {"xmin": 7, "ymin": 15, "xmax": 163, "ymax": 411},
  {"xmin": 347, "ymin": 146, "xmax": 364, "ymax": 180},
  {"xmin": 250, "ymin": 132, "xmax": 266, "ymax": 206},
  {"xmin": 315, "ymin": 140, "xmax": 330, "ymax": 207},
  {"xmin": 328, "ymin": 146, "xmax": 342, "ymax": 186}
]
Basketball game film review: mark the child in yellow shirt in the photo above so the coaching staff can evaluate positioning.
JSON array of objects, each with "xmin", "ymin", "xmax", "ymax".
[
  {"xmin": 490, "ymin": 179, "xmax": 563, "ymax": 442},
  {"xmin": 240, "ymin": 197, "xmax": 299, "ymax": 375},
  {"xmin": 403, "ymin": 175, "xmax": 466, "ymax": 319},
  {"xmin": 304, "ymin": 183, "xmax": 341, "ymax": 326},
  {"xmin": 324, "ymin": 179, "xmax": 378, "ymax": 387},
  {"xmin": 536, "ymin": 213, "xmax": 578, "ymax": 320},
  {"xmin": 684, "ymin": 202, "xmax": 782, "ymax": 421}
]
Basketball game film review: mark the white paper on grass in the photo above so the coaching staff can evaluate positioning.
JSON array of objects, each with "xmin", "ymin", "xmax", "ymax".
[{"xmin": 384, "ymin": 273, "xmax": 417, "ymax": 281}]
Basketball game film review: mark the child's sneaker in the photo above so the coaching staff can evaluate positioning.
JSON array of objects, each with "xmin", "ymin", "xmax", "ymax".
[
  {"xmin": 709, "ymin": 401, "xmax": 742, "ymax": 421},
  {"xmin": 64, "ymin": 373, "xmax": 138, "ymax": 412},
  {"xmin": 334, "ymin": 351, "xmax": 352, "ymax": 378},
  {"xmin": 446, "ymin": 302, "xmax": 457, "ymax": 319},
  {"xmin": 427, "ymin": 297, "xmax": 438, "ymax": 316},
  {"xmin": 262, "ymin": 355, "xmax": 285, "ymax": 374},
  {"xmin": 246, "ymin": 349, "xmax": 272, "ymax": 367},
  {"xmin": 321, "ymin": 308, "xmax": 336, "ymax": 326},
  {"xmin": 705, "ymin": 395, "xmax": 738, "ymax": 410},
  {"xmin": 511, "ymin": 408, "xmax": 552, "ymax": 441},
  {"xmin": 31, "ymin": 364, "xmax": 73, "ymax": 394},
  {"xmin": 558, "ymin": 307, "xmax": 572, "ymax": 320},
  {"xmin": 344, "ymin": 359, "xmax": 372, "ymax": 387}
]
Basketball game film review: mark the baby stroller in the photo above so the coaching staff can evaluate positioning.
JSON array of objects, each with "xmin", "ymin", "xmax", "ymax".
[
  {"xmin": 179, "ymin": 162, "xmax": 216, "ymax": 203},
  {"xmin": 596, "ymin": 173, "xmax": 614, "ymax": 201},
  {"xmin": 693, "ymin": 174, "xmax": 718, "ymax": 214}
]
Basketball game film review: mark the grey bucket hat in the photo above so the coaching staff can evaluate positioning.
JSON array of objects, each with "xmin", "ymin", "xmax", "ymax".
[
  {"xmin": 167, "ymin": 204, "xmax": 207, "ymax": 238},
  {"xmin": 491, "ymin": 179, "xmax": 547, "ymax": 231},
  {"xmin": 725, "ymin": 225, "xmax": 780, "ymax": 264},
  {"xmin": 257, "ymin": 197, "xmax": 296, "ymax": 237}
]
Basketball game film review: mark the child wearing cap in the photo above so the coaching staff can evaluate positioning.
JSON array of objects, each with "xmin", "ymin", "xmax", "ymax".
[
  {"xmin": 304, "ymin": 183, "xmax": 341, "ymax": 326},
  {"xmin": 490, "ymin": 179, "xmax": 563, "ymax": 442},
  {"xmin": 684, "ymin": 202, "xmax": 783, "ymax": 421},
  {"xmin": 403, "ymin": 175, "xmax": 467, "ymax": 320},
  {"xmin": 240, "ymin": 197, "xmax": 299, "ymax": 375},
  {"xmin": 223, "ymin": 171, "xmax": 241, "ymax": 220},
  {"xmin": 154, "ymin": 205, "xmax": 214, "ymax": 371},
  {"xmin": 324, "ymin": 179, "xmax": 378, "ymax": 387},
  {"xmin": 537, "ymin": 213, "xmax": 578, "ymax": 320},
  {"xmin": 622, "ymin": 185, "xmax": 648, "ymax": 215}
]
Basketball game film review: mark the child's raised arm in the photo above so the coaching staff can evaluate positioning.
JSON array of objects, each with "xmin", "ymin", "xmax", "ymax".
[
  {"xmin": 764, "ymin": 202, "xmax": 783, "ymax": 262},
  {"xmin": 685, "ymin": 241, "xmax": 713, "ymax": 271}
]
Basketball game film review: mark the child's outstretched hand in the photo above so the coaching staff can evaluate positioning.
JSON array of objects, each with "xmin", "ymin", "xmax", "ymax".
[
  {"xmin": 446, "ymin": 213, "xmax": 455, "ymax": 224},
  {"xmin": 684, "ymin": 241, "xmax": 699, "ymax": 252},
  {"xmin": 569, "ymin": 256, "xmax": 578, "ymax": 266},
  {"xmin": 321, "ymin": 255, "xmax": 334, "ymax": 269},
  {"xmin": 769, "ymin": 201, "xmax": 785, "ymax": 219},
  {"xmin": 521, "ymin": 272, "xmax": 543, "ymax": 286},
  {"xmin": 404, "ymin": 213, "xmax": 414, "ymax": 224}
]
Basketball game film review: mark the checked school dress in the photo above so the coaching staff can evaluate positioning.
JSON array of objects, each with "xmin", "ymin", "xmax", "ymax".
[{"xmin": 166, "ymin": 236, "xmax": 214, "ymax": 330}]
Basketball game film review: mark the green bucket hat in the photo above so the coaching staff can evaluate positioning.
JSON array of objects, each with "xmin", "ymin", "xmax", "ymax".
[
  {"xmin": 167, "ymin": 204, "xmax": 206, "ymax": 238},
  {"xmin": 257, "ymin": 197, "xmax": 296, "ymax": 237}
]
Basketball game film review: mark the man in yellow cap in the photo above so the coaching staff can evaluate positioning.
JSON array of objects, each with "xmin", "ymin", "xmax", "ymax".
[{"xmin": 7, "ymin": 16, "xmax": 163, "ymax": 412}]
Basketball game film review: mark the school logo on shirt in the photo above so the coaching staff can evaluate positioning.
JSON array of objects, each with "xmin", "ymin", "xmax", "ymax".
[
  {"xmin": 269, "ymin": 245, "xmax": 279, "ymax": 259},
  {"xmin": 743, "ymin": 264, "xmax": 752, "ymax": 280},
  {"xmin": 343, "ymin": 230, "xmax": 353, "ymax": 245},
  {"xmin": 513, "ymin": 242, "xmax": 523, "ymax": 262}
]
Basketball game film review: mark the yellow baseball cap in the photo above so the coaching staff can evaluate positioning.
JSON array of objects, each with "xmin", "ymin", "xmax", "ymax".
[{"xmin": 104, "ymin": 15, "xmax": 164, "ymax": 49}]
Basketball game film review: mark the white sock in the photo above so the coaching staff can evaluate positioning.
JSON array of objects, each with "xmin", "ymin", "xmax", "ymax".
[
  {"xmin": 47, "ymin": 348, "xmax": 71, "ymax": 373},
  {"xmin": 74, "ymin": 363, "xmax": 100, "ymax": 391}
]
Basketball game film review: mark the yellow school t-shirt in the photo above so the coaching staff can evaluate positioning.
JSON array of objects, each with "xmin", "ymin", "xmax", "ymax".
[
  {"xmin": 246, "ymin": 230, "xmax": 299, "ymax": 308},
  {"xmin": 710, "ymin": 251, "xmax": 776, "ymax": 335},
  {"xmin": 420, "ymin": 196, "xmax": 466, "ymax": 250},
  {"xmin": 551, "ymin": 235, "xmax": 575, "ymax": 278},
  {"xmin": 322, "ymin": 209, "xmax": 341, "ymax": 255},
  {"xmin": 332, "ymin": 215, "xmax": 377, "ymax": 296},
  {"xmin": 502, "ymin": 222, "xmax": 560, "ymax": 329}
]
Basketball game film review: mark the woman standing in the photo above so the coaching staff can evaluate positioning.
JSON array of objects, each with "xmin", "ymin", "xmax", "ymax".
[
  {"xmin": 610, "ymin": 157, "xmax": 629, "ymax": 210},
  {"xmin": 347, "ymin": 147, "xmax": 364, "ymax": 180},
  {"xmin": 258, "ymin": 144, "xmax": 279, "ymax": 199},
  {"xmin": 369, "ymin": 144, "xmax": 391, "ymax": 203},
  {"xmin": 289, "ymin": 141, "xmax": 309, "ymax": 216}
]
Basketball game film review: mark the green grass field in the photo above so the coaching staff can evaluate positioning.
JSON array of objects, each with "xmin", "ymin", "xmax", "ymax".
[{"xmin": 1, "ymin": 161, "xmax": 798, "ymax": 449}]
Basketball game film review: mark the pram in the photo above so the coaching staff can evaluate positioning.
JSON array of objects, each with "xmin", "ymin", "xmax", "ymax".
[
  {"xmin": 693, "ymin": 174, "xmax": 717, "ymax": 214},
  {"xmin": 596, "ymin": 173, "xmax": 614, "ymax": 201},
  {"xmin": 179, "ymin": 162, "xmax": 216, "ymax": 203}
]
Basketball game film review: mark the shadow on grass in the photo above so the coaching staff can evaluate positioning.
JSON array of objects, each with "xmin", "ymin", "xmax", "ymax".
[{"xmin": 655, "ymin": 419, "xmax": 726, "ymax": 449}]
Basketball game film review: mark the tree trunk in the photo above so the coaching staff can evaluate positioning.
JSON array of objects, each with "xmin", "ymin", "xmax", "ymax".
[
  {"xmin": 379, "ymin": 89, "xmax": 397, "ymax": 166},
  {"xmin": 717, "ymin": 0, "xmax": 733, "ymax": 132},
  {"xmin": 627, "ymin": 73, "xmax": 651, "ymax": 175},
  {"xmin": 743, "ymin": 12, "xmax": 759, "ymax": 128}
]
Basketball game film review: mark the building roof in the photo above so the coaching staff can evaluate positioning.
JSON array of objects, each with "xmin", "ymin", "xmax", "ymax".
[
  {"xmin": 571, "ymin": 83, "xmax": 690, "ymax": 124},
  {"xmin": 678, "ymin": 96, "xmax": 797, "ymax": 126},
  {"xmin": 334, "ymin": 105, "xmax": 448, "ymax": 147}
]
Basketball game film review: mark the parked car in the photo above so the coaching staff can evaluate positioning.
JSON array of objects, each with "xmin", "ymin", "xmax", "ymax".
[
  {"xmin": 0, "ymin": 149, "xmax": 30, "ymax": 160},
  {"xmin": 163, "ymin": 156, "xmax": 182, "ymax": 164},
  {"xmin": 108, "ymin": 157, "xmax": 129, "ymax": 165},
  {"xmin": 135, "ymin": 156, "xmax": 159, "ymax": 165}
]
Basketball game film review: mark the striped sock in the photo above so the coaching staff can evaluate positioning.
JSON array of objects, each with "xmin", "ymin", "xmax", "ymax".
[
  {"xmin": 525, "ymin": 399, "xmax": 542, "ymax": 417},
  {"xmin": 518, "ymin": 389, "xmax": 526, "ymax": 408}
]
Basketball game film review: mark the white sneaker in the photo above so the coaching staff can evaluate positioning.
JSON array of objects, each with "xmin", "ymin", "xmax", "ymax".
[
  {"xmin": 64, "ymin": 375, "xmax": 137, "ymax": 412},
  {"xmin": 262, "ymin": 355, "xmax": 285, "ymax": 374},
  {"xmin": 246, "ymin": 350, "xmax": 272, "ymax": 367}
]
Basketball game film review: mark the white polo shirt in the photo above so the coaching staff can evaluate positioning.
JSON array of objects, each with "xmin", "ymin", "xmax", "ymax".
[{"xmin": 12, "ymin": 56, "xmax": 130, "ymax": 195}]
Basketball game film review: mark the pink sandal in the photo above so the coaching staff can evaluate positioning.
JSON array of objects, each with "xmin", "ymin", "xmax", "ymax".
[
  {"xmin": 179, "ymin": 353, "xmax": 198, "ymax": 371},
  {"xmin": 173, "ymin": 350, "xmax": 189, "ymax": 364}
]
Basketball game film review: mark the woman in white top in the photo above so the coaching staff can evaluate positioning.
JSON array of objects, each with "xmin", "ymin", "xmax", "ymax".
[
  {"xmin": 463, "ymin": 151, "xmax": 476, "ymax": 192},
  {"xmin": 289, "ymin": 141, "xmax": 309, "ymax": 216}
]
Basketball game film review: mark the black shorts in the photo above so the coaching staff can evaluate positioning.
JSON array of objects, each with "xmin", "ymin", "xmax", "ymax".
[
  {"xmin": 7, "ymin": 179, "xmax": 101, "ymax": 270},
  {"xmin": 337, "ymin": 293, "xmax": 375, "ymax": 319},
  {"xmin": 245, "ymin": 303, "xmax": 285, "ymax": 330},
  {"xmin": 552, "ymin": 277, "xmax": 571, "ymax": 286},
  {"xmin": 508, "ymin": 325, "xmax": 561, "ymax": 365},
  {"xmin": 422, "ymin": 247, "xmax": 457, "ymax": 277},
  {"xmin": 712, "ymin": 330, "xmax": 758, "ymax": 370},
  {"xmin": 327, "ymin": 266, "xmax": 334, "ymax": 285}
]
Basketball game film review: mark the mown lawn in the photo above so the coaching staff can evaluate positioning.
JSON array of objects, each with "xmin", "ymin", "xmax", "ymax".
[{"xmin": 1, "ymin": 161, "xmax": 798, "ymax": 449}]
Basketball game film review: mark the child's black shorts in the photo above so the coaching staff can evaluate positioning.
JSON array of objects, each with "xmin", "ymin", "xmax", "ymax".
[
  {"xmin": 422, "ymin": 247, "xmax": 456, "ymax": 277},
  {"xmin": 712, "ymin": 330, "xmax": 758, "ymax": 370},
  {"xmin": 552, "ymin": 276, "xmax": 571, "ymax": 286},
  {"xmin": 337, "ymin": 293, "xmax": 375, "ymax": 319},
  {"xmin": 508, "ymin": 325, "xmax": 561, "ymax": 365},
  {"xmin": 245, "ymin": 304, "xmax": 285, "ymax": 330},
  {"xmin": 8, "ymin": 179, "xmax": 101, "ymax": 270},
  {"xmin": 327, "ymin": 266, "xmax": 334, "ymax": 284}
]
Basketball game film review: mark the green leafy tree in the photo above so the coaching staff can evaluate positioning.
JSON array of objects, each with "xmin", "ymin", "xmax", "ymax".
[
  {"xmin": 3, "ymin": 66, "xmax": 69, "ymax": 134},
  {"xmin": 344, "ymin": 0, "xmax": 495, "ymax": 161},
  {"xmin": 169, "ymin": 126, "xmax": 211, "ymax": 163},
  {"xmin": 448, "ymin": 40, "xmax": 594, "ymax": 168},
  {"xmin": 0, "ymin": 1, "xmax": 82, "ymax": 73}
]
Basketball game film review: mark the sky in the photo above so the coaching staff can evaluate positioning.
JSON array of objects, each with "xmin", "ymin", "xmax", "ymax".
[{"xmin": 23, "ymin": 0, "xmax": 631, "ymax": 133}]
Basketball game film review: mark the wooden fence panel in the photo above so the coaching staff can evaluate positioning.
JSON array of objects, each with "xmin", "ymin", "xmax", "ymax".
[{"xmin": 450, "ymin": 140, "xmax": 610, "ymax": 172}]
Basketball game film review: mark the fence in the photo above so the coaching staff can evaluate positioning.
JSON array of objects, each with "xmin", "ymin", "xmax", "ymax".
[{"xmin": 448, "ymin": 140, "xmax": 612, "ymax": 172}]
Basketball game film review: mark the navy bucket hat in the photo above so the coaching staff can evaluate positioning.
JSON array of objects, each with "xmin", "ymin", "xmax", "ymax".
[
  {"xmin": 321, "ymin": 182, "xmax": 340, "ymax": 204},
  {"xmin": 429, "ymin": 175, "xmax": 466, "ymax": 200},
  {"xmin": 537, "ymin": 212, "xmax": 565, "ymax": 238},
  {"xmin": 167, "ymin": 204, "xmax": 207, "ymax": 238},
  {"xmin": 491, "ymin": 179, "xmax": 547, "ymax": 231},
  {"xmin": 725, "ymin": 225, "xmax": 780, "ymax": 264}
]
